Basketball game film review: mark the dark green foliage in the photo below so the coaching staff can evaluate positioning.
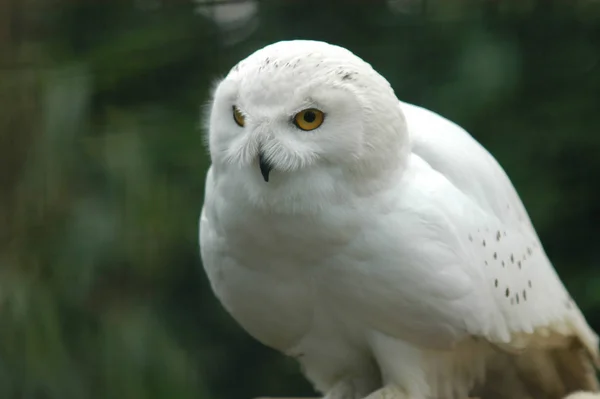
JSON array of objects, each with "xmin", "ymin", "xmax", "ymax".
[{"xmin": 1, "ymin": 1, "xmax": 599, "ymax": 398}]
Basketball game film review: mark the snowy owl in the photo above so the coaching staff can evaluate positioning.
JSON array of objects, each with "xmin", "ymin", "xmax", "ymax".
[{"xmin": 199, "ymin": 40, "xmax": 599, "ymax": 399}]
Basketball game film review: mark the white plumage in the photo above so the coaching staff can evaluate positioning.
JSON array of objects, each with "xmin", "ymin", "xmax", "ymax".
[{"xmin": 199, "ymin": 40, "xmax": 599, "ymax": 399}]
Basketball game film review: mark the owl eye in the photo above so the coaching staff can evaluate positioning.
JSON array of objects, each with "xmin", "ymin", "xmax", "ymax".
[
  {"xmin": 232, "ymin": 105, "xmax": 245, "ymax": 127},
  {"xmin": 293, "ymin": 108, "xmax": 325, "ymax": 131}
]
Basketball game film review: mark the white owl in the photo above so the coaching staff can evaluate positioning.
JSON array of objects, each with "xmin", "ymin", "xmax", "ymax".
[{"xmin": 199, "ymin": 40, "xmax": 599, "ymax": 399}]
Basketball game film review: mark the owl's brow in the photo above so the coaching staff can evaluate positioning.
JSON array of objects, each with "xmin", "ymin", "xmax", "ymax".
[{"xmin": 288, "ymin": 97, "xmax": 322, "ymax": 115}]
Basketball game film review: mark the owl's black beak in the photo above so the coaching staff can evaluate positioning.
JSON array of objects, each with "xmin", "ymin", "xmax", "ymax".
[{"xmin": 258, "ymin": 151, "xmax": 273, "ymax": 182}]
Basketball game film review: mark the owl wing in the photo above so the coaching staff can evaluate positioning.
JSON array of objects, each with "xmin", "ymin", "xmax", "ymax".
[
  {"xmin": 404, "ymin": 102, "xmax": 598, "ymax": 358},
  {"xmin": 319, "ymin": 102, "xmax": 598, "ymax": 363}
]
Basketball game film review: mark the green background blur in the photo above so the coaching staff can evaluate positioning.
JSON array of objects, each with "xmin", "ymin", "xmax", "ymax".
[{"xmin": 1, "ymin": 0, "xmax": 599, "ymax": 398}]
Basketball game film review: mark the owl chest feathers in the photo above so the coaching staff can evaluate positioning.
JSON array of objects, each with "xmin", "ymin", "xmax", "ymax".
[{"xmin": 202, "ymin": 181, "xmax": 385, "ymax": 352}]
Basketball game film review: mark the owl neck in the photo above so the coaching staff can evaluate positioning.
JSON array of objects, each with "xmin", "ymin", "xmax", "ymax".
[{"xmin": 211, "ymin": 152, "xmax": 409, "ymax": 219}]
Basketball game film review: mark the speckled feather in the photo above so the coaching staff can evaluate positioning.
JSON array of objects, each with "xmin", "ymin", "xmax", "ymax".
[
  {"xmin": 200, "ymin": 40, "xmax": 599, "ymax": 399},
  {"xmin": 407, "ymin": 102, "xmax": 598, "ymax": 354}
]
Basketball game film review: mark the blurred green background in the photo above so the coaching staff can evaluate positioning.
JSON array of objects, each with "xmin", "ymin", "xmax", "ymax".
[{"xmin": 1, "ymin": 0, "xmax": 599, "ymax": 398}]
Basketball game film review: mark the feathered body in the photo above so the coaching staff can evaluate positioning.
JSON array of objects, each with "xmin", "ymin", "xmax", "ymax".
[{"xmin": 199, "ymin": 40, "xmax": 599, "ymax": 399}]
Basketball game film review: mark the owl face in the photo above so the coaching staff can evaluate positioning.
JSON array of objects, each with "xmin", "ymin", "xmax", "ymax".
[{"xmin": 206, "ymin": 40, "xmax": 408, "ymax": 209}]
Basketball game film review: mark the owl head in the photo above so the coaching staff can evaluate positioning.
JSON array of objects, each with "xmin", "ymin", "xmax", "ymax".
[{"xmin": 205, "ymin": 40, "xmax": 409, "ymax": 210}]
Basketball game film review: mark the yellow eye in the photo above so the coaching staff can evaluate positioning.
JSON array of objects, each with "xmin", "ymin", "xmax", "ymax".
[
  {"xmin": 232, "ymin": 105, "xmax": 245, "ymax": 127},
  {"xmin": 293, "ymin": 108, "xmax": 325, "ymax": 131}
]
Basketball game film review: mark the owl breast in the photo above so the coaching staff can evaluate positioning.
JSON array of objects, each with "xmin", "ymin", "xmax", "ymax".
[{"xmin": 200, "ymin": 176, "xmax": 363, "ymax": 350}]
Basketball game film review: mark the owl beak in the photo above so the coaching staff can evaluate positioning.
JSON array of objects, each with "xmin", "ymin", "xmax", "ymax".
[{"xmin": 258, "ymin": 151, "xmax": 273, "ymax": 182}]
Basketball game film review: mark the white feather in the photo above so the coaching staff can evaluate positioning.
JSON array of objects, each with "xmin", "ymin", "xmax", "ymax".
[{"xmin": 200, "ymin": 40, "xmax": 599, "ymax": 399}]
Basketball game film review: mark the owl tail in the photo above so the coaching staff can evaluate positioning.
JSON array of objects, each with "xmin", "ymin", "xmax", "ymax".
[{"xmin": 474, "ymin": 339, "xmax": 599, "ymax": 399}]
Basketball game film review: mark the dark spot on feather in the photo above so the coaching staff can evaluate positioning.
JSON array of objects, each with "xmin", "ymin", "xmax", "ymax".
[
  {"xmin": 516, "ymin": 294, "xmax": 520, "ymax": 304},
  {"xmin": 523, "ymin": 290, "xmax": 527, "ymax": 301},
  {"xmin": 493, "ymin": 252, "xmax": 497, "ymax": 259},
  {"xmin": 528, "ymin": 280, "xmax": 532, "ymax": 288},
  {"xmin": 510, "ymin": 254, "xmax": 514, "ymax": 263},
  {"xmin": 483, "ymin": 240, "xmax": 486, "ymax": 247},
  {"xmin": 494, "ymin": 279, "xmax": 498, "ymax": 287},
  {"xmin": 518, "ymin": 261, "xmax": 522, "ymax": 269},
  {"xmin": 505, "ymin": 288, "xmax": 510, "ymax": 297},
  {"xmin": 468, "ymin": 234, "xmax": 473, "ymax": 242},
  {"xmin": 496, "ymin": 231, "xmax": 501, "ymax": 241}
]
